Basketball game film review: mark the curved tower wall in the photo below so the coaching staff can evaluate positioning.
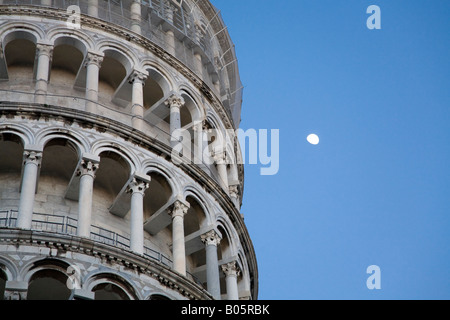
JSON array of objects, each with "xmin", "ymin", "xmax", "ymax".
[{"xmin": 0, "ymin": 0, "xmax": 257, "ymax": 300}]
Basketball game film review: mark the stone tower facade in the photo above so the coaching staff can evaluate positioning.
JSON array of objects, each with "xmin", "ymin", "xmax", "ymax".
[{"xmin": 0, "ymin": 0, "xmax": 257, "ymax": 300}]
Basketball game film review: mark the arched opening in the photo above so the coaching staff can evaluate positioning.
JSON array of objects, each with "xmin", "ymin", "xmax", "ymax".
[
  {"xmin": 93, "ymin": 283, "xmax": 131, "ymax": 300},
  {"xmin": 4, "ymin": 38, "xmax": 36, "ymax": 86},
  {"xmin": 180, "ymin": 93, "xmax": 194, "ymax": 129},
  {"xmin": 27, "ymin": 269, "xmax": 71, "ymax": 300},
  {"xmin": 0, "ymin": 132, "xmax": 25, "ymax": 213},
  {"xmin": 217, "ymin": 224, "xmax": 234, "ymax": 298},
  {"xmin": 49, "ymin": 41, "xmax": 84, "ymax": 91},
  {"xmin": 184, "ymin": 195, "xmax": 207, "ymax": 236},
  {"xmin": 94, "ymin": 151, "xmax": 131, "ymax": 199},
  {"xmin": 0, "ymin": 268, "xmax": 6, "ymax": 300},
  {"xmin": 98, "ymin": 50, "xmax": 128, "ymax": 106},
  {"xmin": 40, "ymin": 138, "xmax": 79, "ymax": 182},
  {"xmin": 217, "ymin": 225, "xmax": 231, "ymax": 263},
  {"xmin": 143, "ymin": 171, "xmax": 173, "ymax": 221},
  {"xmin": 38, "ymin": 138, "xmax": 80, "ymax": 219},
  {"xmin": 143, "ymin": 70, "xmax": 165, "ymax": 110},
  {"xmin": 92, "ymin": 149, "xmax": 132, "ymax": 232},
  {"xmin": 89, "ymin": 273, "xmax": 137, "ymax": 300},
  {"xmin": 149, "ymin": 294, "xmax": 171, "ymax": 300},
  {"xmin": 184, "ymin": 194, "xmax": 208, "ymax": 285}
]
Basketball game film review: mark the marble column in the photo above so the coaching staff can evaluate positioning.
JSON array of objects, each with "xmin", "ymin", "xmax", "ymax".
[
  {"xmin": 84, "ymin": 51, "xmax": 104, "ymax": 114},
  {"xmin": 17, "ymin": 150, "xmax": 42, "ymax": 229},
  {"xmin": 76, "ymin": 158, "xmax": 100, "ymax": 238},
  {"xmin": 164, "ymin": 93, "xmax": 185, "ymax": 149},
  {"xmin": 87, "ymin": 0, "xmax": 99, "ymax": 17},
  {"xmin": 201, "ymin": 230, "xmax": 222, "ymax": 300},
  {"xmin": 129, "ymin": 70, "xmax": 148, "ymax": 131},
  {"xmin": 221, "ymin": 261, "xmax": 240, "ymax": 300},
  {"xmin": 192, "ymin": 121, "xmax": 203, "ymax": 165},
  {"xmin": 34, "ymin": 43, "xmax": 53, "ymax": 104},
  {"xmin": 228, "ymin": 184, "xmax": 240, "ymax": 209},
  {"xmin": 213, "ymin": 150, "xmax": 229, "ymax": 191},
  {"xmin": 164, "ymin": 2, "xmax": 177, "ymax": 55},
  {"xmin": 193, "ymin": 22, "xmax": 206, "ymax": 78},
  {"xmin": 169, "ymin": 200, "xmax": 190, "ymax": 275},
  {"xmin": 127, "ymin": 176, "xmax": 150, "ymax": 255},
  {"xmin": 130, "ymin": 0, "xmax": 142, "ymax": 34}
]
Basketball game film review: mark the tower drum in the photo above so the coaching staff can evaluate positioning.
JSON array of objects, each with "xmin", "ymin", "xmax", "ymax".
[{"xmin": 0, "ymin": 0, "xmax": 257, "ymax": 300}]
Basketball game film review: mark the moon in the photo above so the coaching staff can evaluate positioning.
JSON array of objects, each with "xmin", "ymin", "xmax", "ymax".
[{"xmin": 307, "ymin": 134, "xmax": 320, "ymax": 145}]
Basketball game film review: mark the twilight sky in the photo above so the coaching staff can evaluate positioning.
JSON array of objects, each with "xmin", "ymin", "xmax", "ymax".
[{"xmin": 211, "ymin": 0, "xmax": 450, "ymax": 300}]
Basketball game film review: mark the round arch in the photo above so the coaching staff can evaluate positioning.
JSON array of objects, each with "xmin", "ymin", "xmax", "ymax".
[
  {"xmin": 141, "ymin": 160, "xmax": 181, "ymax": 196},
  {"xmin": 47, "ymin": 27, "xmax": 94, "ymax": 55},
  {"xmin": 139, "ymin": 60, "xmax": 175, "ymax": 94},
  {"xmin": 179, "ymin": 85, "xmax": 205, "ymax": 124},
  {"xmin": 183, "ymin": 185, "xmax": 212, "ymax": 230},
  {"xmin": 95, "ymin": 40, "xmax": 136, "ymax": 74},
  {"xmin": 84, "ymin": 272, "xmax": 139, "ymax": 300},
  {"xmin": 0, "ymin": 256, "xmax": 19, "ymax": 282},
  {"xmin": 90, "ymin": 140, "xmax": 139, "ymax": 174},
  {"xmin": 0, "ymin": 123, "xmax": 34, "ymax": 147},
  {"xmin": 215, "ymin": 215, "xmax": 239, "ymax": 259},
  {"xmin": 35, "ymin": 127, "xmax": 90, "ymax": 158},
  {"xmin": 0, "ymin": 22, "xmax": 44, "ymax": 47}
]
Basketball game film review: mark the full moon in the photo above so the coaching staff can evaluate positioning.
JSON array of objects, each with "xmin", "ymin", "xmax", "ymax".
[{"xmin": 307, "ymin": 134, "xmax": 320, "ymax": 145}]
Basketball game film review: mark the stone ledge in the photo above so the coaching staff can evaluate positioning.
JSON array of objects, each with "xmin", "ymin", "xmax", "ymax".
[{"xmin": 0, "ymin": 227, "xmax": 213, "ymax": 300}]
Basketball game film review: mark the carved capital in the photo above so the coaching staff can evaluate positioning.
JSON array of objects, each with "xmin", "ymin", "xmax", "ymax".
[
  {"xmin": 229, "ymin": 185, "xmax": 239, "ymax": 198},
  {"xmin": 212, "ymin": 150, "xmax": 227, "ymax": 164},
  {"xmin": 201, "ymin": 230, "xmax": 221, "ymax": 247},
  {"xmin": 165, "ymin": 93, "xmax": 185, "ymax": 110},
  {"xmin": 128, "ymin": 70, "xmax": 148, "ymax": 85},
  {"xmin": 202, "ymin": 120, "xmax": 212, "ymax": 132},
  {"xmin": 194, "ymin": 21, "xmax": 206, "ymax": 42},
  {"xmin": 221, "ymin": 261, "xmax": 240, "ymax": 278},
  {"xmin": 85, "ymin": 52, "xmax": 104, "ymax": 68},
  {"xmin": 36, "ymin": 43, "xmax": 53, "ymax": 57},
  {"xmin": 126, "ymin": 177, "xmax": 150, "ymax": 195},
  {"xmin": 77, "ymin": 159, "xmax": 100, "ymax": 178},
  {"xmin": 168, "ymin": 200, "xmax": 190, "ymax": 218},
  {"xmin": 4, "ymin": 290, "xmax": 26, "ymax": 300},
  {"xmin": 23, "ymin": 150, "xmax": 42, "ymax": 166}
]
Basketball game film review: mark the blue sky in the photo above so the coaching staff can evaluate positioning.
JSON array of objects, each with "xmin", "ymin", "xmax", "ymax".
[{"xmin": 211, "ymin": 0, "xmax": 450, "ymax": 300}]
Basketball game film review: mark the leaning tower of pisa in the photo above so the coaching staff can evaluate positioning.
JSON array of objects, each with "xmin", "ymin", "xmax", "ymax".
[{"xmin": 0, "ymin": 0, "xmax": 257, "ymax": 300}]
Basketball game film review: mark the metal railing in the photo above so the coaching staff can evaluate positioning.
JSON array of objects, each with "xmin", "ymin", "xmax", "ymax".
[
  {"xmin": 0, "ymin": 88, "xmax": 227, "ymax": 188},
  {"xmin": 0, "ymin": 209, "xmax": 201, "ymax": 285},
  {"xmin": 0, "ymin": 0, "xmax": 242, "ymax": 128}
]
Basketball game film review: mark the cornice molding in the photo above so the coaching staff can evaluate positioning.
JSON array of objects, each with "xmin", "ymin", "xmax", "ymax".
[
  {"xmin": 0, "ymin": 6, "xmax": 236, "ymax": 131},
  {"xmin": 0, "ymin": 228, "xmax": 213, "ymax": 300}
]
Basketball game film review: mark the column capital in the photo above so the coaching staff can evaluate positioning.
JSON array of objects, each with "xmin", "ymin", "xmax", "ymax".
[
  {"xmin": 23, "ymin": 150, "xmax": 42, "ymax": 166},
  {"xmin": 128, "ymin": 69, "xmax": 148, "ymax": 85},
  {"xmin": 228, "ymin": 185, "xmax": 239, "ymax": 198},
  {"xmin": 36, "ymin": 43, "xmax": 53, "ymax": 57},
  {"xmin": 126, "ymin": 176, "xmax": 150, "ymax": 196},
  {"xmin": 85, "ymin": 51, "xmax": 104, "ymax": 68},
  {"xmin": 212, "ymin": 150, "xmax": 227, "ymax": 165},
  {"xmin": 192, "ymin": 121, "xmax": 203, "ymax": 132},
  {"xmin": 221, "ymin": 261, "xmax": 240, "ymax": 278},
  {"xmin": 202, "ymin": 120, "xmax": 212, "ymax": 131},
  {"xmin": 194, "ymin": 21, "xmax": 206, "ymax": 42},
  {"xmin": 165, "ymin": 93, "xmax": 185, "ymax": 109},
  {"xmin": 77, "ymin": 158, "xmax": 100, "ymax": 178},
  {"xmin": 168, "ymin": 200, "xmax": 190, "ymax": 219},
  {"xmin": 201, "ymin": 230, "xmax": 221, "ymax": 247}
]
